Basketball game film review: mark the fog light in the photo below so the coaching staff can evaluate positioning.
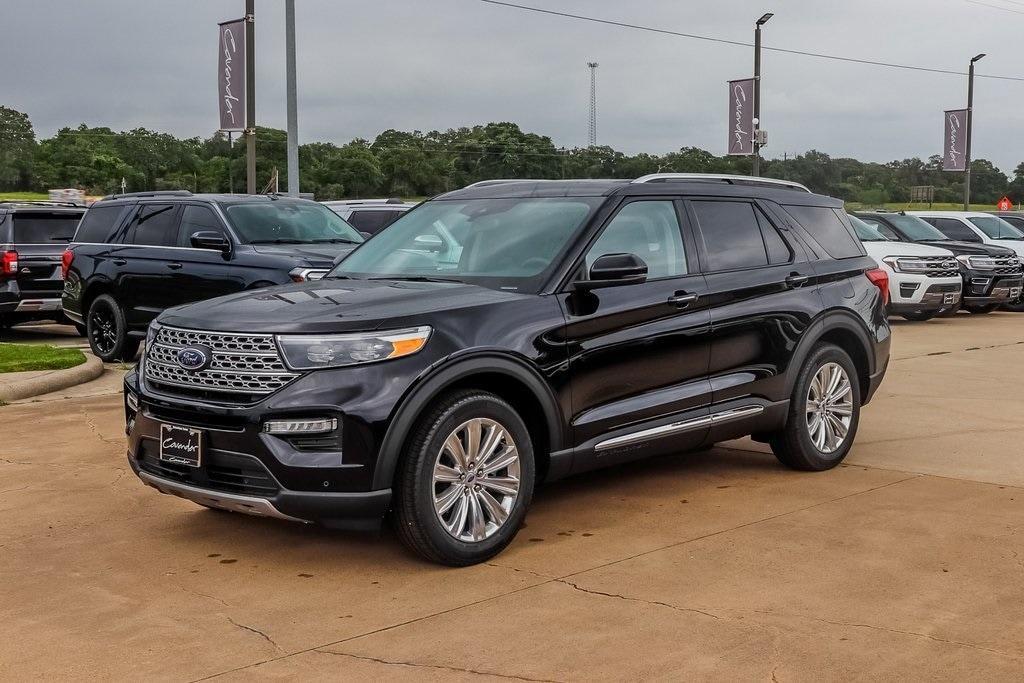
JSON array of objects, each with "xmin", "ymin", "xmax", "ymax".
[
  {"xmin": 126, "ymin": 391, "xmax": 139, "ymax": 412},
  {"xmin": 263, "ymin": 418, "xmax": 338, "ymax": 435}
]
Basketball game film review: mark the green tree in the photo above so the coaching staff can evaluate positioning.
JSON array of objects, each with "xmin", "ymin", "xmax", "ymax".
[{"xmin": 0, "ymin": 106, "xmax": 37, "ymax": 190}]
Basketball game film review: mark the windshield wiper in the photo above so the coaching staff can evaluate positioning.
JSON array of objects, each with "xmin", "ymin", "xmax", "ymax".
[
  {"xmin": 310, "ymin": 237, "xmax": 359, "ymax": 244},
  {"xmin": 367, "ymin": 275, "xmax": 465, "ymax": 284},
  {"xmin": 248, "ymin": 238, "xmax": 313, "ymax": 244}
]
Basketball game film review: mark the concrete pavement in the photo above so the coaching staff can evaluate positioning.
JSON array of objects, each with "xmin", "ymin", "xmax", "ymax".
[{"xmin": 1, "ymin": 312, "xmax": 1024, "ymax": 680}]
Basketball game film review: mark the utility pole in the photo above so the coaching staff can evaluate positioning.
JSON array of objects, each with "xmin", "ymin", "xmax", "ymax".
[
  {"xmin": 285, "ymin": 0, "xmax": 299, "ymax": 196},
  {"xmin": 587, "ymin": 62, "xmax": 598, "ymax": 147},
  {"xmin": 752, "ymin": 12, "xmax": 773, "ymax": 177},
  {"xmin": 245, "ymin": 0, "xmax": 256, "ymax": 194},
  {"xmin": 964, "ymin": 53, "xmax": 985, "ymax": 210}
]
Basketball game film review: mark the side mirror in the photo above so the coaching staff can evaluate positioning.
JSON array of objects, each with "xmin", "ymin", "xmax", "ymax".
[
  {"xmin": 413, "ymin": 234, "xmax": 444, "ymax": 252},
  {"xmin": 576, "ymin": 253, "xmax": 648, "ymax": 290},
  {"xmin": 191, "ymin": 231, "xmax": 231, "ymax": 253}
]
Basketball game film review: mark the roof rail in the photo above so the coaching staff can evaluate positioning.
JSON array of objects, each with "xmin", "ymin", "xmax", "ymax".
[
  {"xmin": 100, "ymin": 190, "xmax": 194, "ymax": 200},
  {"xmin": 462, "ymin": 179, "xmax": 619, "ymax": 189},
  {"xmin": 0, "ymin": 200, "xmax": 85, "ymax": 208},
  {"xmin": 631, "ymin": 173, "xmax": 811, "ymax": 193}
]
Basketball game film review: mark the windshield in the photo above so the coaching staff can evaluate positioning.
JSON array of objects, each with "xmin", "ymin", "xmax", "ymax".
[
  {"xmin": 969, "ymin": 216, "xmax": 1024, "ymax": 240},
  {"xmin": 331, "ymin": 197, "xmax": 603, "ymax": 293},
  {"xmin": 879, "ymin": 214, "xmax": 949, "ymax": 241},
  {"xmin": 225, "ymin": 201, "xmax": 363, "ymax": 245},
  {"xmin": 848, "ymin": 215, "xmax": 889, "ymax": 241},
  {"xmin": 12, "ymin": 213, "xmax": 82, "ymax": 243}
]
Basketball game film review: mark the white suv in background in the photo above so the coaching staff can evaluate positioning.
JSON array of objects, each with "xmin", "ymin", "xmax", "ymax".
[{"xmin": 849, "ymin": 214, "xmax": 962, "ymax": 321}]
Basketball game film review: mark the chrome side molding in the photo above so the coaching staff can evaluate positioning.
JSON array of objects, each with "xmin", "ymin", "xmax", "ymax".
[{"xmin": 595, "ymin": 405, "xmax": 765, "ymax": 452}]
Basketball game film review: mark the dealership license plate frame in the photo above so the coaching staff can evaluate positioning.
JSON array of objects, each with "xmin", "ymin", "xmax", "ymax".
[
  {"xmin": 944, "ymin": 293, "xmax": 959, "ymax": 305},
  {"xmin": 159, "ymin": 423, "xmax": 203, "ymax": 468}
]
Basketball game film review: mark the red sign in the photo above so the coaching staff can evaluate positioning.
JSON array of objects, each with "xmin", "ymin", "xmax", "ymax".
[{"xmin": 998, "ymin": 196, "xmax": 1013, "ymax": 211}]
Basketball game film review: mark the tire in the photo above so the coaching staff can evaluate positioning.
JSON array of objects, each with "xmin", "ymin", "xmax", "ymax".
[
  {"xmin": 965, "ymin": 304, "xmax": 998, "ymax": 315},
  {"xmin": 86, "ymin": 294, "xmax": 140, "ymax": 362},
  {"xmin": 901, "ymin": 311, "xmax": 936, "ymax": 322},
  {"xmin": 769, "ymin": 343, "xmax": 861, "ymax": 471},
  {"xmin": 392, "ymin": 390, "xmax": 535, "ymax": 566},
  {"xmin": 1001, "ymin": 299, "xmax": 1024, "ymax": 313}
]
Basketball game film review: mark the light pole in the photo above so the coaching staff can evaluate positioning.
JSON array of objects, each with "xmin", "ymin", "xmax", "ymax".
[
  {"xmin": 285, "ymin": 0, "xmax": 299, "ymax": 196},
  {"xmin": 963, "ymin": 53, "xmax": 985, "ymax": 210},
  {"xmin": 753, "ymin": 12, "xmax": 773, "ymax": 177},
  {"xmin": 245, "ymin": 0, "xmax": 256, "ymax": 194}
]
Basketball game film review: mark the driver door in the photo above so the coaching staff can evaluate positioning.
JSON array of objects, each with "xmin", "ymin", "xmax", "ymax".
[{"xmin": 558, "ymin": 198, "xmax": 713, "ymax": 473}]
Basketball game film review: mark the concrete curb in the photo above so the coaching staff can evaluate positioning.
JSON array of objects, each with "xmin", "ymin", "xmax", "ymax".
[{"xmin": 0, "ymin": 352, "xmax": 105, "ymax": 403}]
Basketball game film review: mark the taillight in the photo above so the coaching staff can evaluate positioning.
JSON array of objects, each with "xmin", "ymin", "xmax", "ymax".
[
  {"xmin": 1, "ymin": 250, "xmax": 18, "ymax": 277},
  {"xmin": 865, "ymin": 268, "xmax": 890, "ymax": 307},
  {"xmin": 61, "ymin": 249, "xmax": 74, "ymax": 279}
]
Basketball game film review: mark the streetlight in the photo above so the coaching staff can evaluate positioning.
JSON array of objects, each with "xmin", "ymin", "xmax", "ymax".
[
  {"xmin": 963, "ymin": 52, "xmax": 985, "ymax": 210},
  {"xmin": 753, "ymin": 12, "xmax": 773, "ymax": 177}
]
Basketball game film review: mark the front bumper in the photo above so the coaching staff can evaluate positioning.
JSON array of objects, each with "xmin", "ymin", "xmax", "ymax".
[
  {"xmin": 888, "ymin": 279, "xmax": 962, "ymax": 315},
  {"xmin": 963, "ymin": 274, "xmax": 1022, "ymax": 305}
]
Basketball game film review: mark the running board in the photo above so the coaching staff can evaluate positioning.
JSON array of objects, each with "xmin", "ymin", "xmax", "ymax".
[{"xmin": 594, "ymin": 405, "xmax": 765, "ymax": 452}]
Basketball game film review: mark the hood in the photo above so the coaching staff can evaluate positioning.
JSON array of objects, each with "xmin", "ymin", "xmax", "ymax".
[
  {"xmin": 158, "ymin": 278, "xmax": 530, "ymax": 334},
  {"xmin": 249, "ymin": 242, "xmax": 357, "ymax": 265},
  {"xmin": 860, "ymin": 240, "xmax": 954, "ymax": 259},
  {"xmin": 988, "ymin": 239, "xmax": 1024, "ymax": 258},
  {"xmin": 913, "ymin": 240, "xmax": 1014, "ymax": 257}
]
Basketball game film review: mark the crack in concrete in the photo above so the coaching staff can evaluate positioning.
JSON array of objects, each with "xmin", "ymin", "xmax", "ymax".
[
  {"xmin": 893, "ymin": 339, "xmax": 1024, "ymax": 362},
  {"xmin": 225, "ymin": 616, "xmax": 282, "ymax": 652},
  {"xmin": 313, "ymin": 649, "xmax": 561, "ymax": 682},
  {"xmin": 80, "ymin": 408, "xmax": 123, "ymax": 446},
  {"xmin": 485, "ymin": 562, "xmax": 554, "ymax": 580},
  {"xmin": 179, "ymin": 585, "xmax": 231, "ymax": 609},
  {"xmin": 555, "ymin": 578, "xmax": 721, "ymax": 621},
  {"xmin": 0, "ymin": 485, "xmax": 30, "ymax": 496}
]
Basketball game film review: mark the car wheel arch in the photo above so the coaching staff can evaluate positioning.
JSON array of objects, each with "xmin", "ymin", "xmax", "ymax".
[
  {"xmin": 81, "ymin": 278, "xmax": 116, "ymax": 316},
  {"xmin": 787, "ymin": 310, "xmax": 876, "ymax": 404},
  {"xmin": 373, "ymin": 353, "xmax": 565, "ymax": 491}
]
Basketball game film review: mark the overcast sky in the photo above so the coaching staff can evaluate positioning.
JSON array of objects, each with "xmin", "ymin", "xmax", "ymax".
[{"xmin": 3, "ymin": 0, "xmax": 1023, "ymax": 173}]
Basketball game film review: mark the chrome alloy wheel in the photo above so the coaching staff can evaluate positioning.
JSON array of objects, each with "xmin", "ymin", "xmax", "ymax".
[
  {"xmin": 805, "ymin": 362, "xmax": 854, "ymax": 454},
  {"xmin": 432, "ymin": 418, "xmax": 521, "ymax": 542}
]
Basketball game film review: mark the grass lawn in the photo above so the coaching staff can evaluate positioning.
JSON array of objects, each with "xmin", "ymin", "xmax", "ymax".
[
  {"xmin": 0, "ymin": 343, "xmax": 86, "ymax": 373},
  {"xmin": 0, "ymin": 192, "xmax": 51, "ymax": 201}
]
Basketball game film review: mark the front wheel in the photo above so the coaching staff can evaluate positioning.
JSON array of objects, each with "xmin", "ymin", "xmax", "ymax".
[
  {"xmin": 87, "ymin": 294, "xmax": 140, "ymax": 362},
  {"xmin": 393, "ymin": 391, "xmax": 535, "ymax": 566},
  {"xmin": 769, "ymin": 344, "xmax": 861, "ymax": 471}
]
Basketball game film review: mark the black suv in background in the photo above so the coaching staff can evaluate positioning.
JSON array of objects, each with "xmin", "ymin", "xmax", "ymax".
[
  {"xmin": 62, "ymin": 191, "xmax": 363, "ymax": 361},
  {"xmin": 322, "ymin": 198, "xmax": 416, "ymax": 236},
  {"xmin": 0, "ymin": 201, "xmax": 86, "ymax": 329},
  {"xmin": 125, "ymin": 175, "xmax": 890, "ymax": 565},
  {"xmin": 856, "ymin": 211, "xmax": 1024, "ymax": 313}
]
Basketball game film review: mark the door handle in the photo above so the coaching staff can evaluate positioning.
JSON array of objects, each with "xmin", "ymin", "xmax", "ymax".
[
  {"xmin": 167, "ymin": 262, "xmax": 183, "ymax": 270},
  {"xmin": 668, "ymin": 292, "xmax": 699, "ymax": 308},
  {"xmin": 785, "ymin": 273, "xmax": 810, "ymax": 288},
  {"xmin": 112, "ymin": 258, "xmax": 127, "ymax": 266}
]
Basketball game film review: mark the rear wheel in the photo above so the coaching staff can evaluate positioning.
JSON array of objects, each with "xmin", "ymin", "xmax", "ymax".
[
  {"xmin": 901, "ymin": 311, "xmax": 937, "ymax": 322},
  {"xmin": 1001, "ymin": 299, "xmax": 1024, "ymax": 313},
  {"xmin": 393, "ymin": 391, "xmax": 535, "ymax": 566},
  {"xmin": 769, "ymin": 343, "xmax": 861, "ymax": 471},
  {"xmin": 87, "ymin": 294, "xmax": 140, "ymax": 362},
  {"xmin": 965, "ymin": 304, "xmax": 999, "ymax": 315}
]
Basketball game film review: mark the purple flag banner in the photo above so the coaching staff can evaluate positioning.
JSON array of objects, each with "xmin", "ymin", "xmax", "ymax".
[
  {"xmin": 218, "ymin": 19, "xmax": 247, "ymax": 132},
  {"xmin": 943, "ymin": 109, "xmax": 968, "ymax": 172},
  {"xmin": 727, "ymin": 79, "xmax": 755, "ymax": 156}
]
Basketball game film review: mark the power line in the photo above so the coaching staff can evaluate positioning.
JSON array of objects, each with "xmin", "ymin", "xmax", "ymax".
[
  {"xmin": 965, "ymin": 0, "xmax": 1024, "ymax": 15},
  {"xmin": 477, "ymin": 0, "xmax": 1024, "ymax": 83}
]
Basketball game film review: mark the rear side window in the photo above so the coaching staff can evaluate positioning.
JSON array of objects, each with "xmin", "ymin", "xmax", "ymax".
[
  {"xmin": 783, "ymin": 206, "xmax": 863, "ymax": 259},
  {"xmin": 925, "ymin": 218, "xmax": 982, "ymax": 243},
  {"xmin": 74, "ymin": 205, "xmax": 129, "ymax": 244},
  {"xmin": 12, "ymin": 213, "xmax": 82, "ymax": 244},
  {"xmin": 348, "ymin": 209, "xmax": 397, "ymax": 235},
  {"xmin": 691, "ymin": 200, "xmax": 771, "ymax": 271},
  {"xmin": 125, "ymin": 204, "xmax": 179, "ymax": 246}
]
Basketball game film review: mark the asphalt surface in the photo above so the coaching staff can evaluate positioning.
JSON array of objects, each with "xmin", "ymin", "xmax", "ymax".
[{"xmin": 2, "ymin": 314, "xmax": 1024, "ymax": 680}]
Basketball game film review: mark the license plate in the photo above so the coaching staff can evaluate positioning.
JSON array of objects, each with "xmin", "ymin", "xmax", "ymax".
[
  {"xmin": 1012, "ymin": 287, "xmax": 1022, "ymax": 300},
  {"xmin": 159, "ymin": 424, "xmax": 203, "ymax": 467},
  {"xmin": 944, "ymin": 293, "xmax": 959, "ymax": 305}
]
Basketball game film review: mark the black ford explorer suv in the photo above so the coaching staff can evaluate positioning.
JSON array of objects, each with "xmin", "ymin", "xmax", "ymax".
[
  {"xmin": 856, "ymin": 211, "xmax": 1024, "ymax": 313},
  {"xmin": 125, "ymin": 175, "xmax": 890, "ymax": 565},
  {"xmin": 0, "ymin": 201, "xmax": 86, "ymax": 329},
  {"xmin": 62, "ymin": 191, "xmax": 363, "ymax": 361}
]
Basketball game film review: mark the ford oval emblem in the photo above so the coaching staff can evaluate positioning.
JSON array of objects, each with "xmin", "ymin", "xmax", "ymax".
[{"xmin": 176, "ymin": 346, "xmax": 210, "ymax": 371}]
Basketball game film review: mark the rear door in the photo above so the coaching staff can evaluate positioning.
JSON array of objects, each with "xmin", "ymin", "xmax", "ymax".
[
  {"xmin": 11, "ymin": 211, "xmax": 82, "ymax": 306},
  {"xmin": 560, "ymin": 197, "xmax": 713, "ymax": 470},
  {"xmin": 689, "ymin": 198, "xmax": 819, "ymax": 408},
  {"xmin": 117, "ymin": 202, "xmax": 183, "ymax": 326},
  {"xmin": 170, "ymin": 204, "xmax": 248, "ymax": 305}
]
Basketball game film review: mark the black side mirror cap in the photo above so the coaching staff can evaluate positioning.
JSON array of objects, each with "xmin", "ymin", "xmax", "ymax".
[
  {"xmin": 576, "ymin": 253, "xmax": 648, "ymax": 290},
  {"xmin": 190, "ymin": 230, "xmax": 231, "ymax": 253}
]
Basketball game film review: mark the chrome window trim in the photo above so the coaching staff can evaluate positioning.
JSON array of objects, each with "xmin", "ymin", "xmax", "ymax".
[{"xmin": 595, "ymin": 405, "xmax": 765, "ymax": 451}]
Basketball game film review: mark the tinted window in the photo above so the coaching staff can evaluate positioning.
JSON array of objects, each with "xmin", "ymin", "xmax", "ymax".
[
  {"xmin": 586, "ymin": 201, "xmax": 687, "ymax": 278},
  {"xmin": 348, "ymin": 209, "xmax": 396, "ymax": 235},
  {"xmin": 876, "ymin": 214, "xmax": 947, "ymax": 241},
  {"xmin": 692, "ymin": 200, "xmax": 768, "ymax": 271},
  {"xmin": 848, "ymin": 214, "xmax": 889, "ymax": 241},
  {"xmin": 756, "ymin": 209, "xmax": 792, "ymax": 264},
  {"xmin": 969, "ymin": 216, "xmax": 1024, "ymax": 240},
  {"xmin": 783, "ymin": 206, "xmax": 863, "ymax": 258},
  {"xmin": 925, "ymin": 218, "xmax": 982, "ymax": 243},
  {"xmin": 1000, "ymin": 215, "xmax": 1024, "ymax": 231},
  {"xmin": 12, "ymin": 213, "xmax": 81, "ymax": 243},
  {"xmin": 858, "ymin": 218, "xmax": 902, "ymax": 241},
  {"xmin": 74, "ymin": 205, "xmax": 129, "ymax": 244},
  {"xmin": 178, "ymin": 205, "xmax": 226, "ymax": 246},
  {"xmin": 226, "ymin": 201, "xmax": 363, "ymax": 245},
  {"xmin": 125, "ymin": 204, "xmax": 178, "ymax": 246}
]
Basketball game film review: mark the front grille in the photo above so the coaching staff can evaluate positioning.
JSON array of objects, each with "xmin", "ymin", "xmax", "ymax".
[
  {"xmin": 144, "ymin": 326, "xmax": 299, "ymax": 403},
  {"xmin": 915, "ymin": 257, "xmax": 960, "ymax": 278},
  {"xmin": 137, "ymin": 446, "xmax": 279, "ymax": 497}
]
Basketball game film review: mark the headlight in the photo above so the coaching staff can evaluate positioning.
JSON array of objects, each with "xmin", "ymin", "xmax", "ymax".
[
  {"xmin": 146, "ymin": 320, "xmax": 161, "ymax": 347},
  {"xmin": 276, "ymin": 326, "xmax": 432, "ymax": 370},
  {"xmin": 881, "ymin": 256, "xmax": 934, "ymax": 273},
  {"xmin": 289, "ymin": 267, "xmax": 329, "ymax": 282},
  {"xmin": 957, "ymin": 255, "xmax": 1010, "ymax": 270}
]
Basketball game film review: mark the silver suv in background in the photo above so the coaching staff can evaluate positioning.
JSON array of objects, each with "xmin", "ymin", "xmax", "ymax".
[{"xmin": 322, "ymin": 198, "xmax": 416, "ymax": 236}]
